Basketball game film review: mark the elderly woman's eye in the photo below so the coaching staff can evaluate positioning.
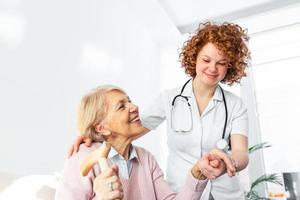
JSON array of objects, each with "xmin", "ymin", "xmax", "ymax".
[
  {"xmin": 118, "ymin": 104, "xmax": 125, "ymax": 110},
  {"xmin": 202, "ymin": 59, "xmax": 209, "ymax": 63}
]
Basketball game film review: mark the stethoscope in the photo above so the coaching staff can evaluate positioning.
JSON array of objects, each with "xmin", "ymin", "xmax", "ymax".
[{"xmin": 170, "ymin": 79, "xmax": 231, "ymax": 151}]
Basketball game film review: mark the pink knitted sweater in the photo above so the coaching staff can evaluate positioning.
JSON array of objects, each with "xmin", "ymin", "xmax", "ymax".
[{"xmin": 55, "ymin": 143, "xmax": 207, "ymax": 200}]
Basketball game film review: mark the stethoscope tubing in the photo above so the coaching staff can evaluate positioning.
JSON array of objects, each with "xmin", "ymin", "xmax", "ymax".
[{"xmin": 171, "ymin": 78, "xmax": 229, "ymax": 144}]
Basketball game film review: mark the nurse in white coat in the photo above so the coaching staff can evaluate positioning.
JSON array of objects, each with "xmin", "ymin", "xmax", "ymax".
[
  {"xmin": 140, "ymin": 22, "xmax": 250, "ymax": 200},
  {"xmin": 70, "ymin": 22, "xmax": 250, "ymax": 200}
]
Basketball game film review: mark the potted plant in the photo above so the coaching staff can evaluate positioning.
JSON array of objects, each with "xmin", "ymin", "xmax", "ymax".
[{"xmin": 245, "ymin": 142, "xmax": 283, "ymax": 200}]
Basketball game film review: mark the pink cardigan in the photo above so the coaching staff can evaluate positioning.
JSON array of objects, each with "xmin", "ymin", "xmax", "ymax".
[{"xmin": 55, "ymin": 143, "xmax": 207, "ymax": 200}]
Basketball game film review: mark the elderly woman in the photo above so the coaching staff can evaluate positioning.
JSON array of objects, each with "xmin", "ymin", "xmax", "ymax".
[{"xmin": 55, "ymin": 85, "xmax": 235, "ymax": 200}]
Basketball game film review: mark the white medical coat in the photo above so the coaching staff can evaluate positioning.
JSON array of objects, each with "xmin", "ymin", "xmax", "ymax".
[{"xmin": 141, "ymin": 80, "xmax": 248, "ymax": 200}]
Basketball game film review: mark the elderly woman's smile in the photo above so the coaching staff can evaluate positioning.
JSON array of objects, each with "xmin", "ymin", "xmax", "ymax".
[
  {"xmin": 129, "ymin": 114, "xmax": 141, "ymax": 123},
  {"xmin": 102, "ymin": 90, "xmax": 144, "ymax": 139}
]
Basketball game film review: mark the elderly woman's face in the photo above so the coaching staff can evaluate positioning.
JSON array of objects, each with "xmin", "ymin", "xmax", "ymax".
[{"xmin": 102, "ymin": 90, "xmax": 143, "ymax": 139}]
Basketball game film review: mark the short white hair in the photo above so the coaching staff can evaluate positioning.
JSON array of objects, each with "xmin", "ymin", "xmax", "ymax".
[{"xmin": 77, "ymin": 85, "xmax": 125, "ymax": 141}]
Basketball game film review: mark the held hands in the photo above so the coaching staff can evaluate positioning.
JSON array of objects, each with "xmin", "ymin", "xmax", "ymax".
[
  {"xmin": 93, "ymin": 164, "xmax": 124, "ymax": 200},
  {"xmin": 209, "ymin": 149, "xmax": 237, "ymax": 177},
  {"xmin": 193, "ymin": 150, "xmax": 236, "ymax": 180},
  {"xmin": 192, "ymin": 154, "xmax": 220, "ymax": 180}
]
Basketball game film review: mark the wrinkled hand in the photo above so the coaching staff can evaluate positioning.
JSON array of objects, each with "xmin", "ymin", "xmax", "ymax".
[
  {"xmin": 209, "ymin": 149, "xmax": 236, "ymax": 177},
  {"xmin": 197, "ymin": 154, "xmax": 225, "ymax": 179},
  {"xmin": 67, "ymin": 135, "xmax": 92, "ymax": 158},
  {"xmin": 196, "ymin": 150, "xmax": 236, "ymax": 180},
  {"xmin": 94, "ymin": 164, "xmax": 123, "ymax": 200},
  {"xmin": 192, "ymin": 154, "xmax": 220, "ymax": 180}
]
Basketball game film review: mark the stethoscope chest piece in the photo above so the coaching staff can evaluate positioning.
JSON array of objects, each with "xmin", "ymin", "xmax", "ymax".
[{"xmin": 216, "ymin": 139, "xmax": 229, "ymax": 152}]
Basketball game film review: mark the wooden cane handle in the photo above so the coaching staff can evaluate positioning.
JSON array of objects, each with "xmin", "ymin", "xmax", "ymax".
[{"xmin": 80, "ymin": 141, "xmax": 111, "ymax": 176}]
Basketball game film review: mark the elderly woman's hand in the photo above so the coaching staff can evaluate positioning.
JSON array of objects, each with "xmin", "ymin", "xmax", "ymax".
[
  {"xmin": 209, "ymin": 149, "xmax": 237, "ymax": 177},
  {"xmin": 93, "ymin": 165, "xmax": 123, "ymax": 200},
  {"xmin": 191, "ymin": 154, "xmax": 220, "ymax": 180},
  {"xmin": 193, "ymin": 154, "xmax": 226, "ymax": 180},
  {"xmin": 193, "ymin": 151, "xmax": 236, "ymax": 180}
]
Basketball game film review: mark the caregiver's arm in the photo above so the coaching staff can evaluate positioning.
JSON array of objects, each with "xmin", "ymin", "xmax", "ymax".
[
  {"xmin": 228, "ymin": 97, "xmax": 249, "ymax": 172},
  {"xmin": 208, "ymin": 134, "xmax": 248, "ymax": 175},
  {"xmin": 67, "ymin": 127, "xmax": 150, "ymax": 157},
  {"xmin": 230, "ymin": 134, "xmax": 249, "ymax": 171}
]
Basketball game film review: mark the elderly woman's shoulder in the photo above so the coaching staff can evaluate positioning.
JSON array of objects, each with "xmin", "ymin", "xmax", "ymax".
[
  {"xmin": 133, "ymin": 146, "xmax": 158, "ymax": 165},
  {"xmin": 68, "ymin": 142, "xmax": 101, "ymax": 163}
]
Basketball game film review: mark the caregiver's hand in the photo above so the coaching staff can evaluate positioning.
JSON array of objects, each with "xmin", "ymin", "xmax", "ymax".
[
  {"xmin": 192, "ymin": 154, "xmax": 221, "ymax": 180},
  {"xmin": 93, "ymin": 164, "xmax": 123, "ymax": 200},
  {"xmin": 67, "ymin": 135, "xmax": 92, "ymax": 158},
  {"xmin": 209, "ymin": 149, "xmax": 237, "ymax": 177},
  {"xmin": 197, "ymin": 151, "xmax": 236, "ymax": 180}
]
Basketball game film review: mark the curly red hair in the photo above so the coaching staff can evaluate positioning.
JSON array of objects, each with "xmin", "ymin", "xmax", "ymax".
[{"xmin": 179, "ymin": 22, "xmax": 251, "ymax": 85}]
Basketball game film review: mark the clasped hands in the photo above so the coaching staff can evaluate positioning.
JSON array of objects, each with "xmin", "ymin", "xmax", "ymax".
[{"xmin": 192, "ymin": 149, "xmax": 236, "ymax": 180}]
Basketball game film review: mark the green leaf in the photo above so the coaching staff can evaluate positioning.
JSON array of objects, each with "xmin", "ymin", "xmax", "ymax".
[
  {"xmin": 249, "ymin": 142, "xmax": 271, "ymax": 154},
  {"xmin": 245, "ymin": 190, "xmax": 270, "ymax": 200},
  {"xmin": 251, "ymin": 173, "xmax": 283, "ymax": 190}
]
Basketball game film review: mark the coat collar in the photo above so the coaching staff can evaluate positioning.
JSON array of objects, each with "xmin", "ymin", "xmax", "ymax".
[{"xmin": 181, "ymin": 79, "xmax": 224, "ymax": 102}]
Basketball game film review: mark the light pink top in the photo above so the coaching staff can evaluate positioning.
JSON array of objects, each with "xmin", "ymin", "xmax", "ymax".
[{"xmin": 55, "ymin": 143, "xmax": 207, "ymax": 200}]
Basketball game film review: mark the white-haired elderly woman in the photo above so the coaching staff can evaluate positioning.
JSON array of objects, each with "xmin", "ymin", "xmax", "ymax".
[{"xmin": 55, "ymin": 85, "xmax": 235, "ymax": 200}]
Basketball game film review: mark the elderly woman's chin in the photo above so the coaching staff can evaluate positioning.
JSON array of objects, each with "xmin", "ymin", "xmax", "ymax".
[{"xmin": 128, "ymin": 121, "xmax": 144, "ymax": 138}]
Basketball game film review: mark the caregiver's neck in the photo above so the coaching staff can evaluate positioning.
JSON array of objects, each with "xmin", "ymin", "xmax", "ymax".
[
  {"xmin": 107, "ymin": 137, "xmax": 132, "ymax": 160},
  {"xmin": 192, "ymin": 78, "xmax": 217, "ymax": 99}
]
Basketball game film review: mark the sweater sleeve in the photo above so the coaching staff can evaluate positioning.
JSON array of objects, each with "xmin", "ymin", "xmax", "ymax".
[
  {"xmin": 149, "ymin": 152, "xmax": 207, "ymax": 200},
  {"xmin": 55, "ymin": 146, "xmax": 97, "ymax": 200}
]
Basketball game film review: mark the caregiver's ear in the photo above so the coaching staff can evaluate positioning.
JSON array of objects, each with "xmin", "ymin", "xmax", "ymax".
[{"xmin": 95, "ymin": 123, "xmax": 111, "ymax": 136}]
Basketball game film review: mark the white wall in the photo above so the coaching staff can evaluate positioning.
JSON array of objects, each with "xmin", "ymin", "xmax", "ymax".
[
  {"xmin": 235, "ymin": 3, "xmax": 300, "ymax": 196},
  {"xmin": 0, "ymin": 0, "xmax": 179, "ymax": 176}
]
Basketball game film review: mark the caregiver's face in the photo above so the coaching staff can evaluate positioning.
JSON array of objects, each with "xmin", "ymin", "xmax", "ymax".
[
  {"xmin": 103, "ymin": 90, "xmax": 143, "ymax": 139},
  {"xmin": 195, "ymin": 42, "xmax": 229, "ymax": 87}
]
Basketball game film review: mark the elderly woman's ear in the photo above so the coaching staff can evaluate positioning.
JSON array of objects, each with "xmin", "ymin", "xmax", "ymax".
[{"xmin": 95, "ymin": 123, "xmax": 111, "ymax": 137}]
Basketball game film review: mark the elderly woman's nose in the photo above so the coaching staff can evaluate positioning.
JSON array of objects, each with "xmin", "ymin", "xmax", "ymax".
[{"xmin": 129, "ymin": 103, "xmax": 139, "ymax": 112}]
